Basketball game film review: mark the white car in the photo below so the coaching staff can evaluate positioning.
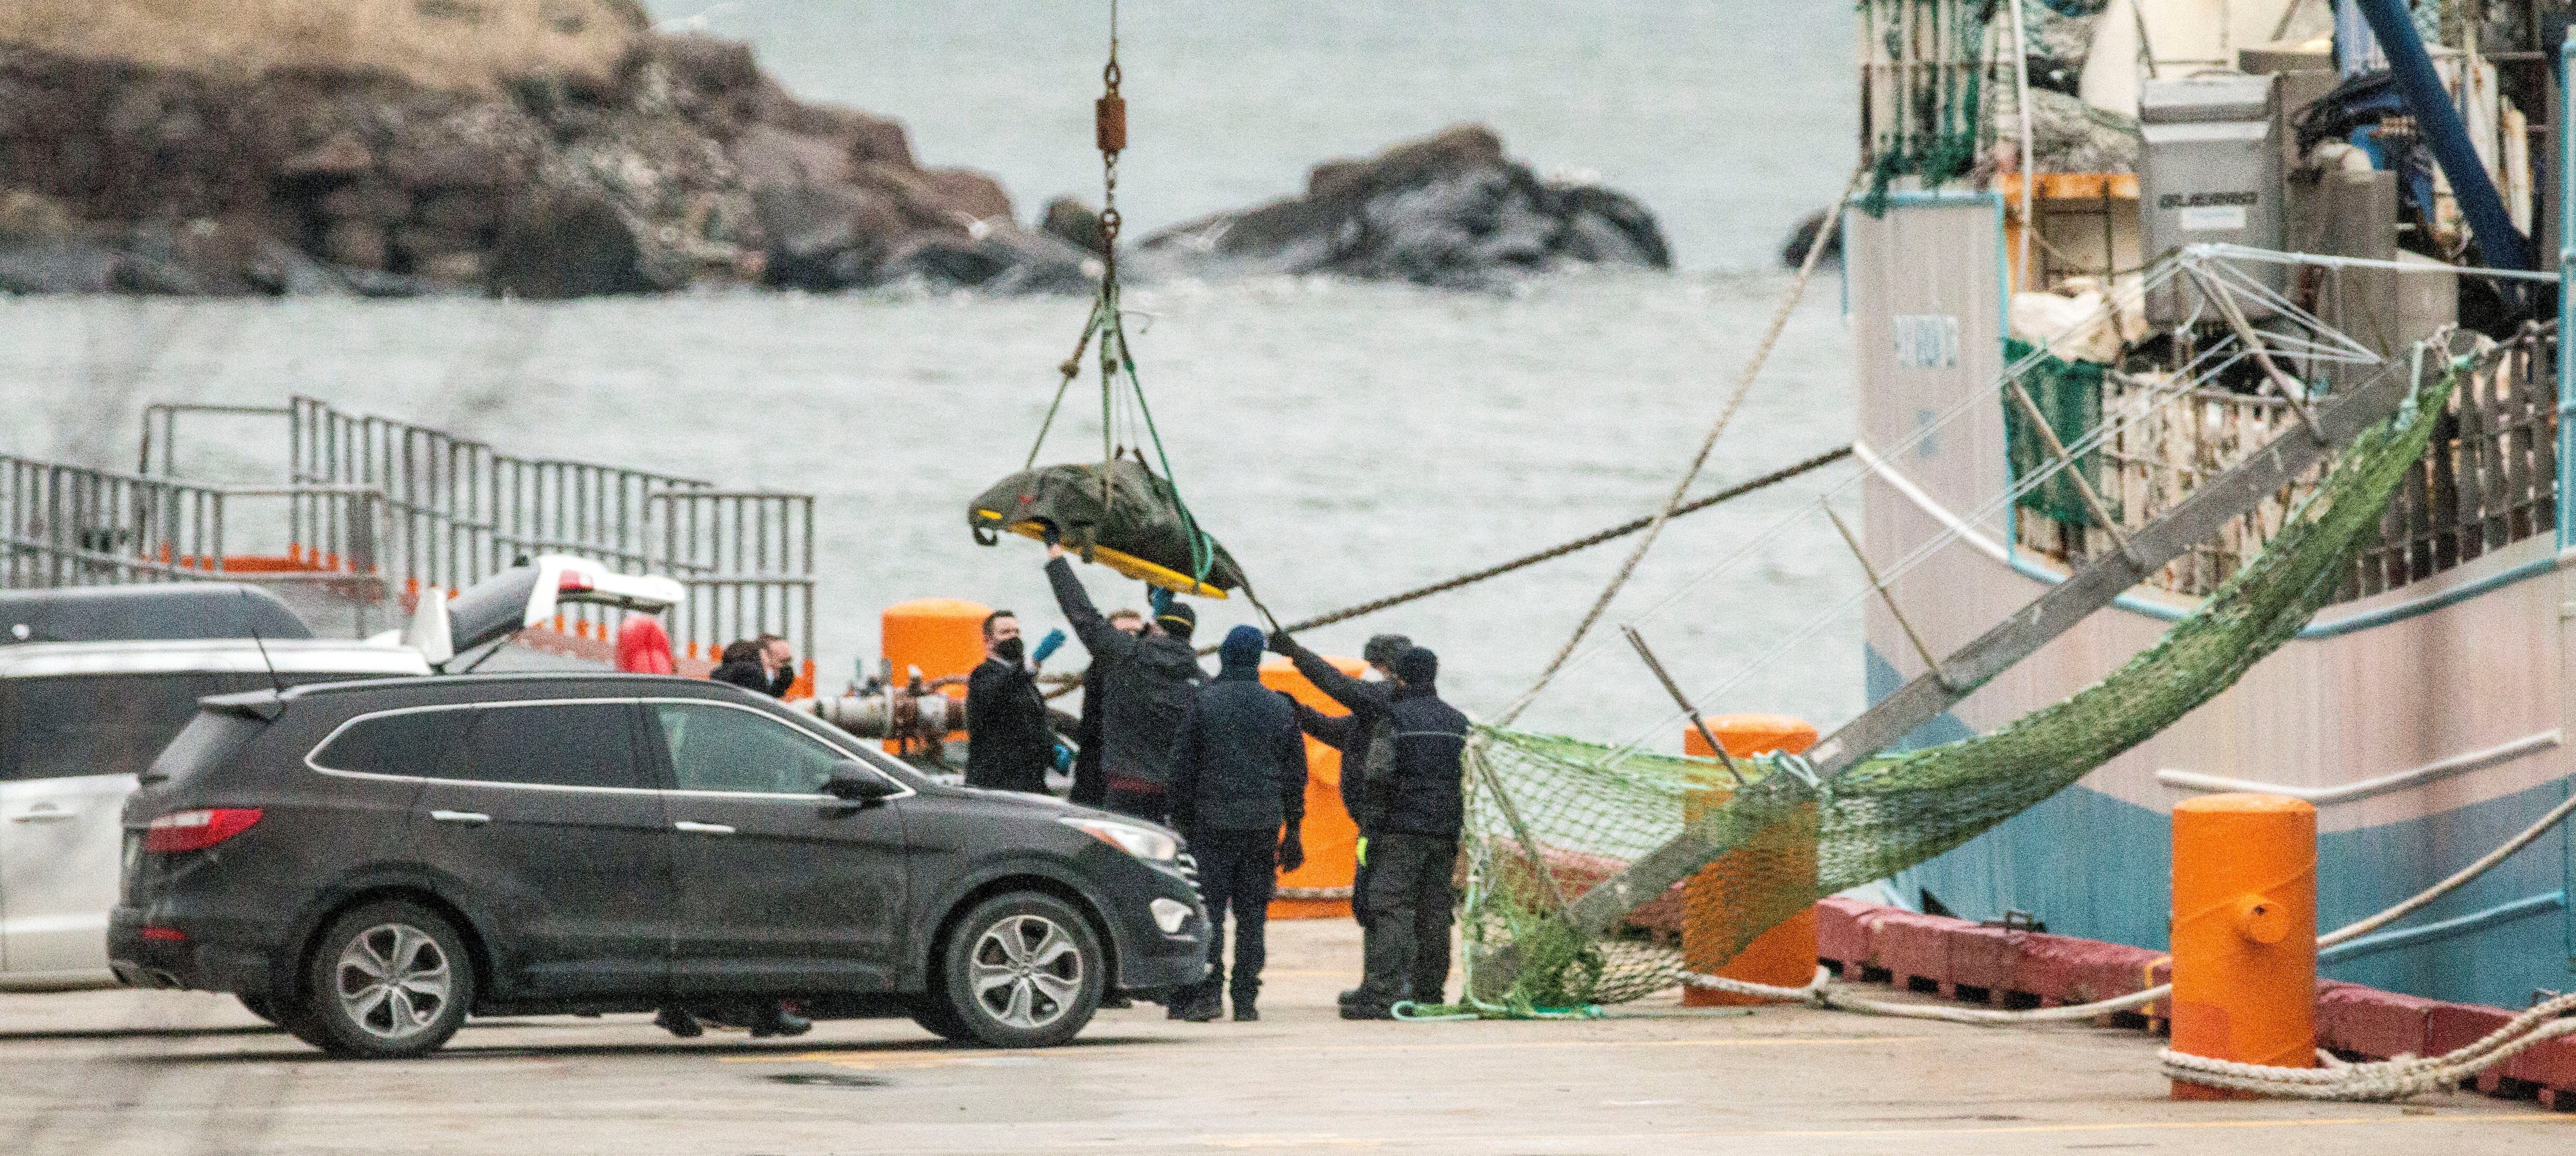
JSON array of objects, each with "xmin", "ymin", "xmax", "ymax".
[
  {"xmin": 1, "ymin": 557, "xmax": 684, "ymax": 992},
  {"xmin": 0, "ymin": 585, "xmax": 431, "ymax": 991}
]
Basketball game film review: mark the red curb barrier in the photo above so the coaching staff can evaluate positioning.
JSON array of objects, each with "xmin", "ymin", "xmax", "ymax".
[
  {"xmin": 2316, "ymin": 980, "xmax": 2442, "ymax": 1061},
  {"xmin": 1809, "ymin": 901, "xmax": 2569, "ymax": 1103},
  {"xmin": 1816, "ymin": 897, "xmax": 1876, "ymax": 971}
]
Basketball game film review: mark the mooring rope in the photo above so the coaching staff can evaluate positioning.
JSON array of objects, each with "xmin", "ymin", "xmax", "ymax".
[{"xmin": 1662, "ymin": 787, "xmax": 2576, "ymax": 1101}]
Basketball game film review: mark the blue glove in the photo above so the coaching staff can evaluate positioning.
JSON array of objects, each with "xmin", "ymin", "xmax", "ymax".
[
  {"xmin": 1031, "ymin": 627, "xmax": 1067, "ymax": 665},
  {"xmin": 1053, "ymin": 742, "xmax": 1075, "ymax": 772},
  {"xmin": 1148, "ymin": 586, "xmax": 1175, "ymax": 616}
]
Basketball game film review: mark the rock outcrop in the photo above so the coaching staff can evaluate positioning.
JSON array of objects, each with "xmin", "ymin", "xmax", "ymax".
[
  {"xmin": 0, "ymin": 9, "xmax": 1666, "ymax": 297},
  {"xmin": 1132, "ymin": 125, "xmax": 1670, "ymax": 288},
  {"xmin": 0, "ymin": 5, "xmax": 1087, "ymax": 297}
]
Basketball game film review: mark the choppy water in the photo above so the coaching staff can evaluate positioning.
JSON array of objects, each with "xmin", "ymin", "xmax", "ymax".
[{"xmin": 2, "ymin": 3, "xmax": 1864, "ymax": 746}]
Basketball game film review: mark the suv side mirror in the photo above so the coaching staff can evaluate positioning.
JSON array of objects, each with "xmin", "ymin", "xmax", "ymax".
[{"xmin": 822, "ymin": 766, "xmax": 903, "ymax": 805}]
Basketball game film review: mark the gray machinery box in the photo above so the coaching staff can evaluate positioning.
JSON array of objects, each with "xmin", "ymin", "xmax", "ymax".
[{"xmin": 2139, "ymin": 73, "xmax": 2284, "ymax": 324}]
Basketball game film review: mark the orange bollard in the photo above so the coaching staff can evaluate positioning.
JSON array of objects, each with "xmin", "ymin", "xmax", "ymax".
[
  {"xmin": 1682, "ymin": 714, "xmax": 1823, "ymax": 1007},
  {"xmin": 1258, "ymin": 654, "xmax": 1369, "ymax": 920},
  {"xmin": 2169, "ymin": 793, "xmax": 2317, "ymax": 1100},
  {"xmin": 880, "ymin": 598, "xmax": 991, "ymax": 750}
]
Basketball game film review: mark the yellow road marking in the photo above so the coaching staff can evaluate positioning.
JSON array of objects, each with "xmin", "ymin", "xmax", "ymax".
[
  {"xmin": 1192, "ymin": 1034, "xmax": 1933, "ymax": 1056},
  {"xmin": 719, "ymin": 1033, "xmax": 1928, "ymax": 1071},
  {"xmin": 1160, "ymin": 1113, "xmax": 2576, "ymax": 1149}
]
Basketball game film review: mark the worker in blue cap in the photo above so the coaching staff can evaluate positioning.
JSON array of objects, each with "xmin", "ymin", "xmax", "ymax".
[{"xmin": 1165, "ymin": 624, "xmax": 1309, "ymax": 1022}]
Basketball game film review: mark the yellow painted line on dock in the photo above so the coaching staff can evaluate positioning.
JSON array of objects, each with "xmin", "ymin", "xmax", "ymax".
[
  {"xmin": 1200, "ymin": 1034, "xmax": 1934, "ymax": 1056},
  {"xmin": 1185, "ymin": 1113, "xmax": 2576, "ymax": 1148},
  {"xmin": 720, "ymin": 1033, "xmax": 1930, "ymax": 1070}
]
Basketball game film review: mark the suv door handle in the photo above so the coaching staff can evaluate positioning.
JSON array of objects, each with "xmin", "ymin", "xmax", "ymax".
[
  {"xmin": 429, "ymin": 810, "xmax": 492, "ymax": 825},
  {"xmin": 672, "ymin": 821, "xmax": 735, "ymax": 835},
  {"xmin": 9, "ymin": 806, "xmax": 73, "ymax": 823}
]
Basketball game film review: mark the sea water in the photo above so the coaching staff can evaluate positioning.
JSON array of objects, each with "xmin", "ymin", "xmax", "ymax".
[{"xmin": 0, "ymin": 1, "xmax": 1861, "ymax": 746}]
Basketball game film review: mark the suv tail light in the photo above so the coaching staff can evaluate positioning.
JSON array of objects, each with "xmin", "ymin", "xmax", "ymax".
[
  {"xmin": 557, "ymin": 571, "xmax": 595, "ymax": 593},
  {"xmin": 144, "ymin": 808, "xmax": 263, "ymax": 853}
]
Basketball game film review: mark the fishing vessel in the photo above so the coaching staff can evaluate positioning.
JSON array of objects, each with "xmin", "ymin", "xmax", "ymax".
[{"xmin": 1846, "ymin": 0, "xmax": 2573, "ymax": 1010}]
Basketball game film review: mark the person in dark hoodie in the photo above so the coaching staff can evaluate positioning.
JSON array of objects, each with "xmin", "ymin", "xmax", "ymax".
[
  {"xmin": 1070, "ymin": 607, "xmax": 1147, "ymax": 806},
  {"xmin": 1166, "ymin": 625, "xmax": 1309, "ymax": 1023},
  {"xmin": 1044, "ymin": 543, "xmax": 1202, "ymax": 824},
  {"xmin": 964, "ymin": 610, "xmax": 1053, "ymax": 794},
  {"xmin": 1337, "ymin": 645, "xmax": 1468, "ymax": 1019},
  {"xmin": 1267, "ymin": 631, "xmax": 1410, "ymax": 1007},
  {"xmin": 709, "ymin": 639, "xmax": 773, "ymax": 694}
]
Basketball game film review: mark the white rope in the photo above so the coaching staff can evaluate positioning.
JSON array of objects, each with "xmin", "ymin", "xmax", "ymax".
[
  {"xmin": 1678, "ymin": 965, "xmax": 2173, "ymax": 1025},
  {"xmin": 1671, "ymin": 788, "xmax": 2576, "ymax": 1099},
  {"xmin": 2158, "ymin": 993, "xmax": 2576, "ymax": 1101}
]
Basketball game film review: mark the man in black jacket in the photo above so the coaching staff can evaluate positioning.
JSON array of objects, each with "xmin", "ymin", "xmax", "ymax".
[
  {"xmin": 1339, "ymin": 645, "xmax": 1468, "ymax": 1019},
  {"xmin": 1269, "ymin": 631, "xmax": 1410, "ymax": 1006},
  {"xmin": 1045, "ymin": 544, "xmax": 1202, "ymax": 824},
  {"xmin": 1166, "ymin": 625, "xmax": 1309, "ymax": 1023},
  {"xmin": 709, "ymin": 639, "xmax": 773, "ymax": 694},
  {"xmin": 1070, "ymin": 607, "xmax": 1146, "ymax": 806},
  {"xmin": 964, "ymin": 610, "xmax": 1053, "ymax": 794}
]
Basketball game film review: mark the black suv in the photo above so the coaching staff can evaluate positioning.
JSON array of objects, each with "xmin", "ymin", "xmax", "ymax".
[{"xmin": 108, "ymin": 674, "xmax": 1209, "ymax": 1058}]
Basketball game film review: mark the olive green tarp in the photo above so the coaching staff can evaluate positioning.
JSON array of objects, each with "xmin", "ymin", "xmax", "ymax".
[{"xmin": 969, "ymin": 460, "xmax": 1248, "ymax": 596}]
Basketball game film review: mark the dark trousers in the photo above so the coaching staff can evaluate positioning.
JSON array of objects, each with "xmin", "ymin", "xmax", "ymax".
[
  {"xmin": 1357, "ymin": 833, "xmax": 1457, "ymax": 1008},
  {"xmin": 1349, "ymin": 853, "xmax": 1374, "ymax": 929},
  {"xmin": 1104, "ymin": 785, "xmax": 1168, "ymax": 826},
  {"xmin": 1190, "ymin": 829, "xmax": 1278, "ymax": 998}
]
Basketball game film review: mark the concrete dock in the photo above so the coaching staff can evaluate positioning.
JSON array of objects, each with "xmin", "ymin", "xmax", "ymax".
[{"xmin": 6, "ymin": 920, "xmax": 2565, "ymax": 1154}]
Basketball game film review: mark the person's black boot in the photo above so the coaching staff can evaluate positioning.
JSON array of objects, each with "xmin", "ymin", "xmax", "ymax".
[
  {"xmin": 1178, "ymin": 987, "xmax": 1223, "ymax": 1023},
  {"xmin": 1336, "ymin": 988, "xmax": 1363, "ymax": 1007},
  {"xmin": 1339, "ymin": 1000, "xmax": 1396, "ymax": 1021},
  {"xmin": 654, "ymin": 1006, "xmax": 704, "ymax": 1039},
  {"xmin": 1231, "ymin": 991, "xmax": 1259, "ymax": 1022},
  {"xmin": 749, "ymin": 1001, "xmax": 812, "ymax": 1039}
]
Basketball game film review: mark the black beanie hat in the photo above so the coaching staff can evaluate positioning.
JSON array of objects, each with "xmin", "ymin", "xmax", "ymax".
[
  {"xmin": 1363, "ymin": 634, "xmax": 1414, "ymax": 667},
  {"xmin": 1392, "ymin": 645, "xmax": 1437, "ymax": 686},
  {"xmin": 1155, "ymin": 601, "xmax": 1197, "ymax": 639}
]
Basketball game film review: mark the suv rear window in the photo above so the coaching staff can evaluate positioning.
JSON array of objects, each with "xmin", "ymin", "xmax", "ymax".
[
  {"xmin": 1, "ymin": 673, "xmax": 238, "ymax": 782},
  {"xmin": 311, "ymin": 703, "xmax": 639, "ymax": 790},
  {"xmin": 311, "ymin": 708, "xmax": 476, "ymax": 778},
  {"xmin": 462, "ymin": 703, "xmax": 639, "ymax": 790},
  {"xmin": 145, "ymin": 711, "xmax": 269, "ymax": 786}
]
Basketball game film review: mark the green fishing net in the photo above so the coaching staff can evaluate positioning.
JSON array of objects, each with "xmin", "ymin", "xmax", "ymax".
[
  {"xmin": 2003, "ymin": 337, "xmax": 2114, "ymax": 528},
  {"xmin": 1453, "ymin": 357, "xmax": 2460, "ymax": 1013}
]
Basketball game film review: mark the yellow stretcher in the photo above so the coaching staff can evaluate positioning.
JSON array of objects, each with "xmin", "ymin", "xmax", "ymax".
[{"xmin": 974, "ymin": 511, "xmax": 1231, "ymax": 599}]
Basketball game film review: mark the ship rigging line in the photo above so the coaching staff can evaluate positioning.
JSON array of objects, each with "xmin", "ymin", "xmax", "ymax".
[
  {"xmin": 1272, "ymin": 445, "xmax": 1854, "ymax": 637},
  {"xmin": 1494, "ymin": 159, "xmax": 1871, "ymax": 728}
]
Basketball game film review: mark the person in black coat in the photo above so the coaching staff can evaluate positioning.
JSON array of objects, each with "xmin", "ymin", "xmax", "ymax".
[
  {"xmin": 1044, "ymin": 545, "xmax": 1202, "ymax": 824},
  {"xmin": 964, "ymin": 610, "xmax": 1054, "ymax": 794},
  {"xmin": 709, "ymin": 639, "xmax": 773, "ymax": 694},
  {"xmin": 1268, "ymin": 630, "xmax": 1410, "ymax": 1006},
  {"xmin": 1165, "ymin": 625, "xmax": 1308, "ymax": 1023},
  {"xmin": 1070, "ymin": 607, "xmax": 1146, "ymax": 806},
  {"xmin": 1339, "ymin": 646, "xmax": 1468, "ymax": 1019}
]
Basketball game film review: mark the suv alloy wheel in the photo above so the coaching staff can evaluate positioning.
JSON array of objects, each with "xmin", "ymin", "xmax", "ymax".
[
  {"xmin": 299, "ymin": 899, "xmax": 476, "ymax": 1059},
  {"xmin": 938, "ymin": 892, "xmax": 1104, "ymax": 1048}
]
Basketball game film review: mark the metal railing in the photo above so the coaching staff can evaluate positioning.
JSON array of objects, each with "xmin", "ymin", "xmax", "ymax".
[
  {"xmin": 4, "ymin": 453, "xmax": 395, "ymax": 633},
  {"xmin": 119, "ymin": 397, "xmax": 818, "ymax": 660},
  {"xmin": 2013, "ymin": 328, "xmax": 2560, "ymax": 601}
]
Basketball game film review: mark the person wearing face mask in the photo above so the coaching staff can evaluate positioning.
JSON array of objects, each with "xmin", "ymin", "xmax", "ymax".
[{"xmin": 964, "ymin": 610, "xmax": 1053, "ymax": 794}]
